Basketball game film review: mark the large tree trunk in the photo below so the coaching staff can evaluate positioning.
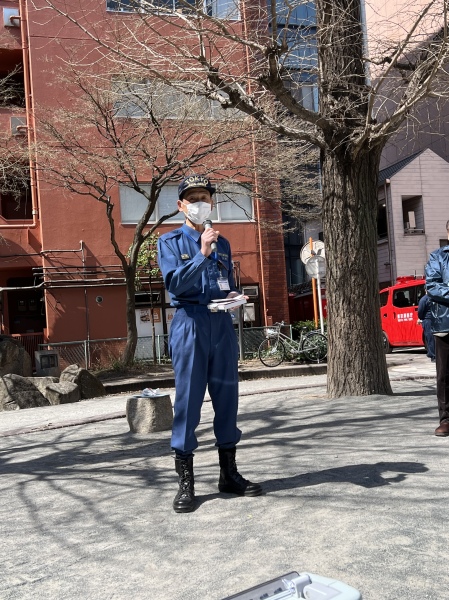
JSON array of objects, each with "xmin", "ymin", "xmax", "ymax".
[
  {"xmin": 315, "ymin": 0, "xmax": 393, "ymax": 397},
  {"xmin": 321, "ymin": 146, "xmax": 393, "ymax": 397}
]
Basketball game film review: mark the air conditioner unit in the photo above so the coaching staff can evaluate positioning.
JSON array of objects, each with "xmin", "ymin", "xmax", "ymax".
[
  {"xmin": 11, "ymin": 117, "xmax": 27, "ymax": 136},
  {"xmin": 242, "ymin": 285, "xmax": 259, "ymax": 298},
  {"xmin": 408, "ymin": 210, "xmax": 416, "ymax": 228},
  {"xmin": 3, "ymin": 8, "xmax": 20, "ymax": 27},
  {"xmin": 35, "ymin": 350, "xmax": 60, "ymax": 377}
]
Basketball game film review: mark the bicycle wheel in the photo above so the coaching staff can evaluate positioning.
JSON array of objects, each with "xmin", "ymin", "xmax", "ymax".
[
  {"xmin": 258, "ymin": 338, "xmax": 285, "ymax": 367},
  {"xmin": 302, "ymin": 332, "xmax": 327, "ymax": 363}
]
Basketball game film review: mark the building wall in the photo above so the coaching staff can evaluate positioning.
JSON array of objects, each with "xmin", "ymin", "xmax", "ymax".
[
  {"xmin": 0, "ymin": 0, "xmax": 290, "ymax": 347},
  {"xmin": 377, "ymin": 239, "xmax": 391, "ymax": 288},
  {"xmin": 381, "ymin": 150, "xmax": 449, "ymax": 283}
]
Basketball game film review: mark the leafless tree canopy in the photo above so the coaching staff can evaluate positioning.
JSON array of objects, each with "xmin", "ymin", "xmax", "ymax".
[
  {"xmin": 36, "ymin": 62, "xmax": 254, "ymax": 364},
  {"xmin": 30, "ymin": 0, "xmax": 449, "ymax": 394}
]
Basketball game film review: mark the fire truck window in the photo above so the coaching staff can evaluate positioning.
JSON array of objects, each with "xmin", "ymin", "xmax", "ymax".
[
  {"xmin": 393, "ymin": 289, "xmax": 411, "ymax": 308},
  {"xmin": 416, "ymin": 285, "xmax": 425, "ymax": 304},
  {"xmin": 379, "ymin": 291, "xmax": 389, "ymax": 307}
]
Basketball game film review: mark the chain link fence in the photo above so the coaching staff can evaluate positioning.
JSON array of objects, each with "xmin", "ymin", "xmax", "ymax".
[{"xmin": 39, "ymin": 325, "xmax": 293, "ymax": 369}]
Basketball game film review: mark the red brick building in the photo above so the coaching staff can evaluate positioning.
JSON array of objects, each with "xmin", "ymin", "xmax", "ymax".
[{"xmin": 0, "ymin": 0, "xmax": 289, "ymax": 362}]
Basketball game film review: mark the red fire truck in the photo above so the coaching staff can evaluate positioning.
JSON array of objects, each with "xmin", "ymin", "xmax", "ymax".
[{"xmin": 379, "ymin": 276, "xmax": 426, "ymax": 352}]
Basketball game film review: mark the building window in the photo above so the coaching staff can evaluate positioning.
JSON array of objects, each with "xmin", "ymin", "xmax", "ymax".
[
  {"xmin": 205, "ymin": 0, "xmax": 239, "ymax": 18},
  {"xmin": 0, "ymin": 181, "xmax": 32, "ymax": 220},
  {"xmin": 393, "ymin": 285, "xmax": 424, "ymax": 308},
  {"xmin": 284, "ymin": 72, "xmax": 318, "ymax": 112},
  {"xmin": 379, "ymin": 291, "xmax": 388, "ymax": 307},
  {"xmin": 119, "ymin": 183, "xmax": 253, "ymax": 224},
  {"xmin": 377, "ymin": 203, "xmax": 388, "ymax": 239},
  {"xmin": 106, "ymin": 0, "xmax": 239, "ymax": 18},
  {"xmin": 113, "ymin": 79, "xmax": 242, "ymax": 120},
  {"xmin": 270, "ymin": 0, "xmax": 316, "ymax": 27},
  {"xmin": 402, "ymin": 195, "xmax": 424, "ymax": 233}
]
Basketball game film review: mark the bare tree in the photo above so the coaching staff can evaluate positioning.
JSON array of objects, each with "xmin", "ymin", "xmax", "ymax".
[
  {"xmin": 254, "ymin": 137, "xmax": 322, "ymax": 225},
  {"xmin": 0, "ymin": 66, "xmax": 25, "ymax": 109},
  {"xmin": 0, "ymin": 67, "xmax": 30, "ymax": 240},
  {"xmin": 37, "ymin": 67, "xmax": 253, "ymax": 365},
  {"xmin": 31, "ymin": 0, "xmax": 449, "ymax": 395},
  {"xmin": 130, "ymin": 232, "xmax": 161, "ymax": 364}
]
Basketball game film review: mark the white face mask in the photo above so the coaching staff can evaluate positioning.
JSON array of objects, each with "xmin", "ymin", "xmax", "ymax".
[{"xmin": 182, "ymin": 201, "xmax": 212, "ymax": 224}]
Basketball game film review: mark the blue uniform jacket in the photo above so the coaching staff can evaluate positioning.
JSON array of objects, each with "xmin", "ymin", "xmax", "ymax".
[
  {"xmin": 417, "ymin": 294, "xmax": 432, "ymax": 321},
  {"xmin": 157, "ymin": 223, "xmax": 238, "ymax": 307},
  {"xmin": 425, "ymin": 245, "xmax": 449, "ymax": 333}
]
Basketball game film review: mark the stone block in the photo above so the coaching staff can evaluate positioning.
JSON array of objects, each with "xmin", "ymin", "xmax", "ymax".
[
  {"xmin": 26, "ymin": 376, "xmax": 59, "ymax": 395},
  {"xmin": 0, "ymin": 337, "xmax": 32, "ymax": 377},
  {"xmin": 0, "ymin": 374, "xmax": 50, "ymax": 411},
  {"xmin": 60, "ymin": 364, "xmax": 106, "ymax": 399},
  {"xmin": 43, "ymin": 381, "xmax": 81, "ymax": 405},
  {"xmin": 126, "ymin": 394, "xmax": 173, "ymax": 434}
]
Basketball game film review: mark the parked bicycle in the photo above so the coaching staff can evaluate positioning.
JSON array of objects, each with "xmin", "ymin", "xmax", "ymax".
[{"xmin": 258, "ymin": 322, "xmax": 327, "ymax": 367}]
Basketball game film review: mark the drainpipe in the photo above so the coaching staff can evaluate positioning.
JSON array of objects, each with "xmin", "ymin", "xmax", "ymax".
[
  {"xmin": 384, "ymin": 178, "xmax": 395, "ymax": 285},
  {"xmin": 80, "ymin": 241, "xmax": 91, "ymax": 366},
  {"xmin": 241, "ymin": 0, "xmax": 268, "ymax": 326}
]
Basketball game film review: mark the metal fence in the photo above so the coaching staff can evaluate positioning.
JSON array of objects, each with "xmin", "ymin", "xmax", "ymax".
[
  {"xmin": 12, "ymin": 332, "xmax": 44, "ymax": 360},
  {"xmin": 239, "ymin": 324, "xmax": 292, "ymax": 358},
  {"xmin": 39, "ymin": 325, "xmax": 293, "ymax": 369}
]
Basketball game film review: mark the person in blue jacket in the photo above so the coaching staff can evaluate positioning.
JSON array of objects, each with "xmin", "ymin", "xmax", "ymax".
[
  {"xmin": 417, "ymin": 290, "xmax": 435, "ymax": 361},
  {"xmin": 157, "ymin": 175, "xmax": 261, "ymax": 512},
  {"xmin": 425, "ymin": 220, "xmax": 449, "ymax": 436}
]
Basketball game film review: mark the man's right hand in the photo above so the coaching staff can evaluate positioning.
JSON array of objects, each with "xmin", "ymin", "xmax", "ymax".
[{"xmin": 200, "ymin": 227, "xmax": 219, "ymax": 257}]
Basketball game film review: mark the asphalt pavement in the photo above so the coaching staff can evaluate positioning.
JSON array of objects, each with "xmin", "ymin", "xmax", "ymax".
[{"xmin": 0, "ymin": 351, "xmax": 446, "ymax": 600}]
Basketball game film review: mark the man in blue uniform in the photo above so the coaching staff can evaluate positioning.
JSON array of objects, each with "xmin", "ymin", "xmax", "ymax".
[
  {"xmin": 425, "ymin": 219, "xmax": 449, "ymax": 436},
  {"xmin": 417, "ymin": 290, "xmax": 435, "ymax": 361},
  {"xmin": 157, "ymin": 175, "xmax": 261, "ymax": 512}
]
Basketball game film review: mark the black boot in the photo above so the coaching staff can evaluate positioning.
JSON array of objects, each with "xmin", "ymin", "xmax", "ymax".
[
  {"xmin": 218, "ymin": 447, "xmax": 262, "ymax": 496},
  {"xmin": 173, "ymin": 456, "xmax": 195, "ymax": 513}
]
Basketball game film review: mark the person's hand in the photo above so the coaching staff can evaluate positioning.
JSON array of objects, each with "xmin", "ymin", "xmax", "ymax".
[
  {"xmin": 225, "ymin": 291, "xmax": 247, "ymax": 311},
  {"xmin": 227, "ymin": 291, "xmax": 249, "ymax": 301},
  {"xmin": 200, "ymin": 227, "xmax": 219, "ymax": 257}
]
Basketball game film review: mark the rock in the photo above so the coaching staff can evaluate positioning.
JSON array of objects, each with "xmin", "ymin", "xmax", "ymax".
[
  {"xmin": 0, "ymin": 374, "xmax": 50, "ymax": 411},
  {"xmin": 60, "ymin": 364, "xmax": 106, "ymax": 399},
  {"xmin": 27, "ymin": 376, "xmax": 59, "ymax": 396},
  {"xmin": 44, "ymin": 381, "xmax": 81, "ymax": 405},
  {"xmin": 0, "ymin": 336, "xmax": 32, "ymax": 377},
  {"xmin": 126, "ymin": 394, "xmax": 173, "ymax": 434}
]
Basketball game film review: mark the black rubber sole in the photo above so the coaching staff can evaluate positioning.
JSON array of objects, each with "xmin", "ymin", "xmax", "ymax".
[
  {"xmin": 173, "ymin": 503, "xmax": 195, "ymax": 513},
  {"xmin": 218, "ymin": 485, "xmax": 262, "ymax": 497}
]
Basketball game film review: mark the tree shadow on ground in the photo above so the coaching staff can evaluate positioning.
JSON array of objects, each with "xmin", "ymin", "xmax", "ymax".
[
  {"xmin": 261, "ymin": 460, "xmax": 428, "ymax": 491},
  {"xmin": 195, "ymin": 461, "xmax": 428, "ymax": 506}
]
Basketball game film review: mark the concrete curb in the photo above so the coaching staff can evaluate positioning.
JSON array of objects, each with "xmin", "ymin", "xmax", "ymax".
[
  {"xmin": 0, "ymin": 370, "xmax": 436, "ymax": 439},
  {"xmin": 100, "ymin": 358, "xmax": 419, "ymax": 395},
  {"xmin": 100, "ymin": 363, "xmax": 330, "ymax": 395},
  {"xmin": 0, "ymin": 411, "xmax": 126, "ymax": 438}
]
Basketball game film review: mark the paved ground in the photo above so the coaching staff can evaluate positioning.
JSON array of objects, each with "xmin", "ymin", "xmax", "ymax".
[{"xmin": 0, "ymin": 352, "xmax": 446, "ymax": 600}]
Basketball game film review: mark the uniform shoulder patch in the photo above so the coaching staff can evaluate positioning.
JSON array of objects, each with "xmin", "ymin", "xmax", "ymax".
[{"xmin": 161, "ymin": 228, "xmax": 183, "ymax": 241}]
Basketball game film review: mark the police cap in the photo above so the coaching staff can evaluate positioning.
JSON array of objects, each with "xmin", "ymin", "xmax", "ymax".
[{"xmin": 178, "ymin": 175, "xmax": 216, "ymax": 199}]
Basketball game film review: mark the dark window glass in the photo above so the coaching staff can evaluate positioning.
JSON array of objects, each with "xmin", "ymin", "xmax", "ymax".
[
  {"xmin": 393, "ymin": 286, "xmax": 421, "ymax": 308},
  {"xmin": 379, "ymin": 291, "xmax": 389, "ymax": 307},
  {"xmin": 0, "ymin": 181, "xmax": 32, "ymax": 220},
  {"xmin": 377, "ymin": 204, "xmax": 387, "ymax": 239},
  {"xmin": 416, "ymin": 285, "xmax": 425, "ymax": 303}
]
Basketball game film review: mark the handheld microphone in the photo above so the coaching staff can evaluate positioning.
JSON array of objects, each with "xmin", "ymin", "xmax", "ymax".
[{"xmin": 203, "ymin": 219, "xmax": 217, "ymax": 253}]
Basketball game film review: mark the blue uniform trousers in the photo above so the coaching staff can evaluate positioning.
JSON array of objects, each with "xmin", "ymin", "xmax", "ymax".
[
  {"xmin": 422, "ymin": 319, "xmax": 435, "ymax": 359},
  {"xmin": 169, "ymin": 305, "xmax": 242, "ymax": 455}
]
